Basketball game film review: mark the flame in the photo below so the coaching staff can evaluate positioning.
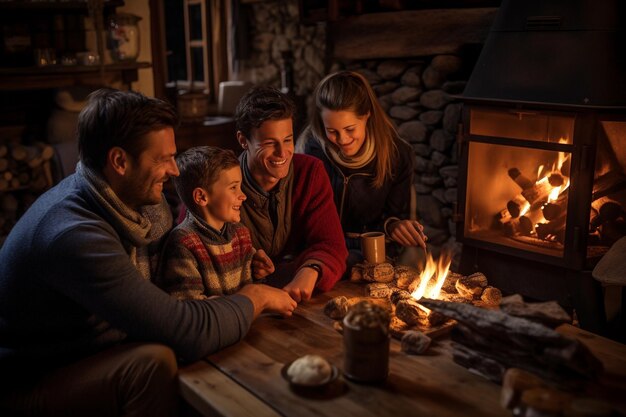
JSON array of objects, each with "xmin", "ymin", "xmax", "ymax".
[
  {"xmin": 519, "ymin": 201, "xmax": 531, "ymax": 216},
  {"xmin": 411, "ymin": 250, "xmax": 452, "ymax": 308}
]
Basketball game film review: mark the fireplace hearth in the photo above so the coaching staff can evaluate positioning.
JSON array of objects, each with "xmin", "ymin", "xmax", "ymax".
[{"xmin": 457, "ymin": 0, "xmax": 625, "ymax": 334}]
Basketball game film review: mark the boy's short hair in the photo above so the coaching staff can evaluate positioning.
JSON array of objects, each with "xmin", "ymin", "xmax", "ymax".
[
  {"xmin": 234, "ymin": 86, "xmax": 296, "ymax": 140},
  {"xmin": 174, "ymin": 146, "xmax": 240, "ymax": 210}
]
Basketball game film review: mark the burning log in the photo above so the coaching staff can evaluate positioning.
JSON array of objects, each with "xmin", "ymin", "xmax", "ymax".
[
  {"xmin": 396, "ymin": 298, "xmax": 446, "ymax": 327},
  {"xmin": 509, "ymin": 168, "xmax": 535, "ymax": 190},
  {"xmin": 519, "ymin": 209, "xmax": 545, "ymax": 236},
  {"xmin": 590, "ymin": 201, "xmax": 623, "ymax": 230},
  {"xmin": 535, "ymin": 212, "xmax": 567, "ymax": 242},
  {"xmin": 507, "ymin": 195, "xmax": 528, "ymax": 218}
]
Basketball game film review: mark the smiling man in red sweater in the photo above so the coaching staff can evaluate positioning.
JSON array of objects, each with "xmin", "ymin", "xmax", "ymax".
[{"xmin": 234, "ymin": 86, "xmax": 348, "ymax": 302}]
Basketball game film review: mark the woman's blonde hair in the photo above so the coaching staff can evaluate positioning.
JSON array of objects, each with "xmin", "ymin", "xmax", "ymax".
[{"xmin": 310, "ymin": 70, "xmax": 399, "ymax": 188}]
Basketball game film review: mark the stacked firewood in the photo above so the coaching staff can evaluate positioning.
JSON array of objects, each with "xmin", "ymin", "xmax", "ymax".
[
  {"xmin": 0, "ymin": 142, "xmax": 55, "ymax": 238},
  {"xmin": 497, "ymin": 167, "xmax": 569, "ymax": 244},
  {"xmin": 419, "ymin": 298, "xmax": 602, "ymax": 392}
]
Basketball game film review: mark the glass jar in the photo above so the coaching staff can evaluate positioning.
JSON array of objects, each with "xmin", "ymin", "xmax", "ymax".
[{"xmin": 107, "ymin": 13, "xmax": 141, "ymax": 62}]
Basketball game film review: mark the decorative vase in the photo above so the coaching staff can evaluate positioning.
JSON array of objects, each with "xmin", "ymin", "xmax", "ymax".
[{"xmin": 107, "ymin": 13, "xmax": 141, "ymax": 62}]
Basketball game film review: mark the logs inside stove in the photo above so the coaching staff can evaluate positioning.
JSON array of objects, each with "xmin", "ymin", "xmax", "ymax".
[{"xmin": 456, "ymin": 0, "xmax": 626, "ymax": 334}]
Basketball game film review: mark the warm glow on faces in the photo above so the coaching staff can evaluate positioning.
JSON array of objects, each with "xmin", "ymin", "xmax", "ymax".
[
  {"xmin": 321, "ymin": 109, "xmax": 369, "ymax": 157},
  {"xmin": 121, "ymin": 127, "xmax": 179, "ymax": 209},
  {"xmin": 242, "ymin": 118, "xmax": 294, "ymax": 192},
  {"xmin": 202, "ymin": 165, "xmax": 247, "ymax": 230}
]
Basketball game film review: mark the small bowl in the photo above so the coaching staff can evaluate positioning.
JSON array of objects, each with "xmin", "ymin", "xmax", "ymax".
[{"xmin": 281, "ymin": 360, "xmax": 340, "ymax": 389}]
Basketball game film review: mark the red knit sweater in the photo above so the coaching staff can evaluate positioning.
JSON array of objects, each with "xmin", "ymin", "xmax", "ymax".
[{"xmin": 276, "ymin": 154, "xmax": 348, "ymax": 291}]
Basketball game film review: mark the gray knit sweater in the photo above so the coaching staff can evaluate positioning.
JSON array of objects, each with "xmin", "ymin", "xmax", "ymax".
[{"xmin": 0, "ymin": 173, "xmax": 254, "ymax": 369}]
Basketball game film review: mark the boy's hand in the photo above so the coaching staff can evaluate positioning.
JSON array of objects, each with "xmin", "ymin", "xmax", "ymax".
[
  {"xmin": 252, "ymin": 249, "xmax": 275, "ymax": 279},
  {"xmin": 283, "ymin": 266, "xmax": 318, "ymax": 303}
]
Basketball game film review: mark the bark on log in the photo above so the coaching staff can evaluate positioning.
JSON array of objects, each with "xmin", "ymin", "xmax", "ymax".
[
  {"xmin": 500, "ymin": 298, "xmax": 571, "ymax": 328},
  {"xmin": 418, "ymin": 299, "xmax": 603, "ymax": 383}
]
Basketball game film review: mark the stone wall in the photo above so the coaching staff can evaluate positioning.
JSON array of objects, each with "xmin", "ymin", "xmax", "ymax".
[
  {"xmin": 239, "ymin": 2, "xmax": 471, "ymax": 266},
  {"xmin": 235, "ymin": 0, "xmax": 326, "ymax": 99}
]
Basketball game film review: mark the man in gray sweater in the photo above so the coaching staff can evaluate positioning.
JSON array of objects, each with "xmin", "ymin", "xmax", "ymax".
[{"xmin": 0, "ymin": 89, "xmax": 296, "ymax": 416}]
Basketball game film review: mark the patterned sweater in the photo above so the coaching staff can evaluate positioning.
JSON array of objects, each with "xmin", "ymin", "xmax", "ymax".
[{"xmin": 158, "ymin": 211, "xmax": 255, "ymax": 299}]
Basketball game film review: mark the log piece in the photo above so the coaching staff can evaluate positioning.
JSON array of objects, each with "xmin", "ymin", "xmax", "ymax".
[
  {"xmin": 363, "ymin": 262, "xmax": 395, "ymax": 283},
  {"xmin": 442, "ymin": 271, "xmax": 462, "ymax": 294},
  {"xmin": 419, "ymin": 298, "xmax": 603, "ymax": 385},
  {"xmin": 323, "ymin": 296, "xmax": 350, "ymax": 320},
  {"xmin": 480, "ymin": 286, "xmax": 502, "ymax": 306},
  {"xmin": 499, "ymin": 297, "xmax": 571, "ymax": 328},
  {"xmin": 389, "ymin": 316, "xmax": 410, "ymax": 339},
  {"xmin": 350, "ymin": 263, "xmax": 365, "ymax": 282},
  {"xmin": 455, "ymin": 272, "xmax": 488, "ymax": 300},
  {"xmin": 509, "ymin": 168, "xmax": 535, "ymax": 190},
  {"xmin": 366, "ymin": 282, "xmax": 393, "ymax": 298},
  {"xmin": 390, "ymin": 288, "xmax": 412, "ymax": 305},
  {"xmin": 401, "ymin": 330, "xmax": 432, "ymax": 355},
  {"xmin": 394, "ymin": 265, "xmax": 419, "ymax": 290}
]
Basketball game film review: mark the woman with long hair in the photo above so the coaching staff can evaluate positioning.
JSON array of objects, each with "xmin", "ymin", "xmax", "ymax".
[{"xmin": 297, "ymin": 70, "xmax": 427, "ymax": 265}]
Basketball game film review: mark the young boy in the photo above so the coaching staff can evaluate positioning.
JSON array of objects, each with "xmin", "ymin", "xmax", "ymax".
[{"xmin": 158, "ymin": 146, "xmax": 274, "ymax": 299}]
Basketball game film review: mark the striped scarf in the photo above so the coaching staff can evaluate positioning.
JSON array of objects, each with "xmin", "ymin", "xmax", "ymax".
[{"xmin": 75, "ymin": 162, "xmax": 172, "ymax": 280}]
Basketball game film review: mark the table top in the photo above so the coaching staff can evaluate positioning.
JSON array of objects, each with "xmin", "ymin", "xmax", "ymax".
[{"xmin": 179, "ymin": 281, "xmax": 626, "ymax": 417}]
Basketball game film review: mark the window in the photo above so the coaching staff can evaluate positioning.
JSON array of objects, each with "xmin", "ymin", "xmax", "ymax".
[{"xmin": 151, "ymin": 0, "xmax": 228, "ymax": 101}]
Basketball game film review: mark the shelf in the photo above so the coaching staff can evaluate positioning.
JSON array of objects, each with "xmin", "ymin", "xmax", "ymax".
[
  {"xmin": 0, "ymin": 0, "xmax": 123, "ymax": 11},
  {"xmin": 0, "ymin": 62, "xmax": 151, "ymax": 91}
]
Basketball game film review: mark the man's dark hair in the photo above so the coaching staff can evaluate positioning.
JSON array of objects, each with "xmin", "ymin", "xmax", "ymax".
[
  {"xmin": 174, "ymin": 146, "xmax": 240, "ymax": 211},
  {"xmin": 78, "ymin": 88, "xmax": 179, "ymax": 172},
  {"xmin": 234, "ymin": 86, "xmax": 296, "ymax": 140}
]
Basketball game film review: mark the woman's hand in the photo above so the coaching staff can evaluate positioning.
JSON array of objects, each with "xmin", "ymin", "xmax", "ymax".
[
  {"xmin": 283, "ymin": 266, "xmax": 318, "ymax": 303},
  {"xmin": 387, "ymin": 219, "xmax": 428, "ymax": 250},
  {"xmin": 252, "ymin": 249, "xmax": 275, "ymax": 279}
]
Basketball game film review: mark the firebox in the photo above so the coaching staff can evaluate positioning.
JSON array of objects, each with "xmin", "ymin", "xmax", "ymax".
[{"xmin": 457, "ymin": 0, "xmax": 626, "ymax": 333}]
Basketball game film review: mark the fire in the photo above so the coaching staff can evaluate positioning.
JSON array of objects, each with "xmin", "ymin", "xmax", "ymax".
[{"xmin": 411, "ymin": 250, "xmax": 452, "ymax": 311}]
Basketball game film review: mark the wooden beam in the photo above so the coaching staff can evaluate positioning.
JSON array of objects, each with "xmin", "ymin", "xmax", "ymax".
[{"xmin": 331, "ymin": 8, "xmax": 498, "ymax": 60}]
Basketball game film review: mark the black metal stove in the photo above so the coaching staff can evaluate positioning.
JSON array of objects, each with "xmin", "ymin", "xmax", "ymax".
[{"xmin": 457, "ymin": 0, "xmax": 626, "ymax": 333}]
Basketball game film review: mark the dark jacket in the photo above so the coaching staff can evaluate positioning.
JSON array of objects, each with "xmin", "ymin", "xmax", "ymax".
[
  {"xmin": 0, "ymin": 173, "xmax": 253, "ymax": 369},
  {"xmin": 297, "ymin": 128, "xmax": 415, "ymax": 236}
]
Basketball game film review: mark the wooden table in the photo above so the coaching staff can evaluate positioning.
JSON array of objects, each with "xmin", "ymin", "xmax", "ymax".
[{"xmin": 179, "ymin": 281, "xmax": 626, "ymax": 417}]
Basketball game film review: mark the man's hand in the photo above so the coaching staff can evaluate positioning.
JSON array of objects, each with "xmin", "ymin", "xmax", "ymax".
[
  {"xmin": 238, "ymin": 284, "xmax": 297, "ymax": 319},
  {"xmin": 283, "ymin": 266, "xmax": 318, "ymax": 303},
  {"xmin": 387, "ymin": 219, "xmax": 428, "ymax": 251},
  {"xmin": 252, "ymin": 249, "xmax": 275, "ymax": 279}
]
